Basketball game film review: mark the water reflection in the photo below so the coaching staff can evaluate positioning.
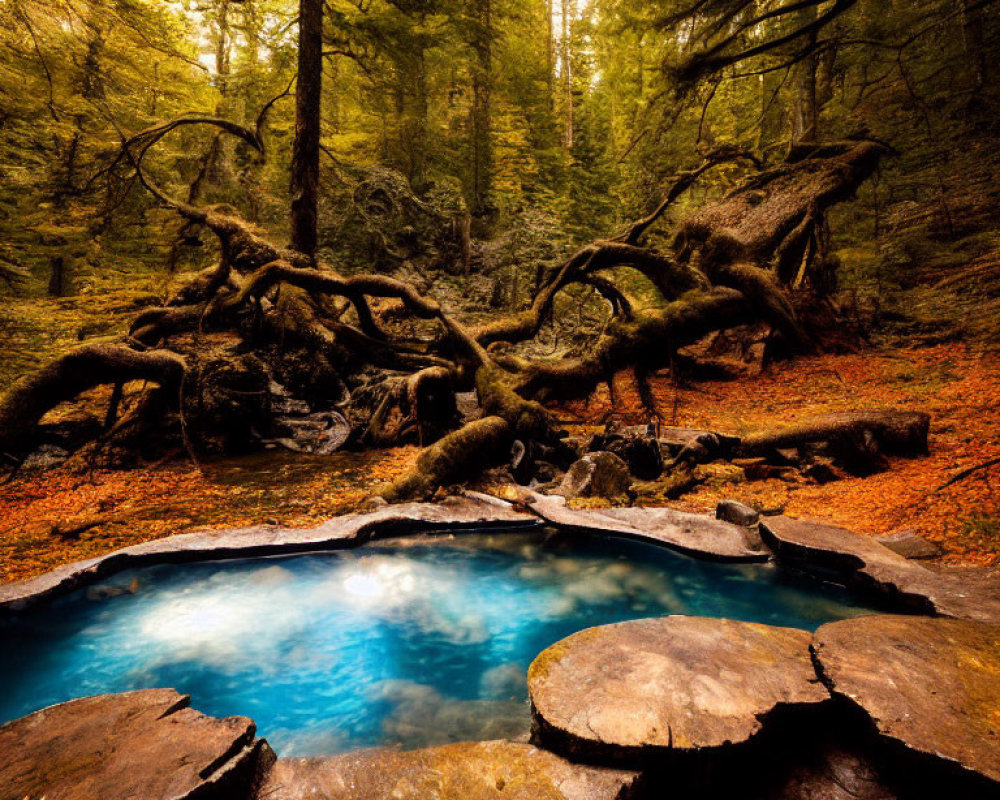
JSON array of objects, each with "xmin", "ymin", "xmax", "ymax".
[{"xmin": 0, "ymin": 530, "xmax": 871, "ymax": 756}]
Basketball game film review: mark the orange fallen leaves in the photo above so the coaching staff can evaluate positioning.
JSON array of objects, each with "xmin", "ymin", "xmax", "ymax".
[
  {"xmin": 0, "ymin": 448, "xmax": 420, "ymax": 584},
  {"xmin": 1, "ymin": 341, "xmax": 997, "ymax": 585},
  {"xmin": 557, "ymin": 342, "xmax": 1000, "ymax": 566}
]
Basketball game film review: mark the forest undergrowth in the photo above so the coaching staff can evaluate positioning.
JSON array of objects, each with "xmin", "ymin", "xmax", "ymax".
[{"xmin": 2, "ymin": 337, "xmax": 996, "ymax": 584}]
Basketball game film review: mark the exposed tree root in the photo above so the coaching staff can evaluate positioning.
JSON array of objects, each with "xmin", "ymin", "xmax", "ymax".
[
  {"xmin": 0, "ymin": 345, "xmax": 185, "ymax": 457},
  {"xmin": 380, "ymin": 416, "xmax": 513, "ymax": 502},
  {"xmin": 0, "ymin": 122, "xmax": 896, "ymax": 499},
  {"xmin": 512, "ymin": 288, "xmax": 752, "ymax": 402}
]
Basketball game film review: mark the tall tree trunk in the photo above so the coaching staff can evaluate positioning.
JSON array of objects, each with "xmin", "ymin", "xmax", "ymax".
[
  {"xmin": 215, "ymin": 0, "xmax": 231, "ymax": 98},
  {"xmin": 290, "ymin": 0, "xmax": 323, "ymax": 258},
  {"xmin": 960, "ymin": 0, "xmax": 992, "ymax": 93},
  {"xmin": 636, "ymin": 31, "xmax": 644, "ymax": 97},
  {"xmin": 48, "ymin": 256, "xmax": 67, "ymax": 297},
  {"xmin": 470, "ymin": 0, "xmax": 494, "ymax": 228},
  {"xmin": 210, "ymin": 1, "xmax": 235, "ymax": 190},
  {"xmin": 790, "ymin": 6, "xmax": 819, "ymax": 146},
  {"xmin": 546, "ymin": 0, "xmax": 555, "ymax": 111},
  {"xmin": 408, "ymin": 47, "xmax": 430, "ymax": 191},
  {"xmin": 561, "ymin": 0, "xmax": 574, "ymax": 150}
]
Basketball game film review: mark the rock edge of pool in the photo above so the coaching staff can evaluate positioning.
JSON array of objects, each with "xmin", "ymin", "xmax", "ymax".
[{"xmin": 2, "ymin": 490, "xmax": 998, "ymax": 800}]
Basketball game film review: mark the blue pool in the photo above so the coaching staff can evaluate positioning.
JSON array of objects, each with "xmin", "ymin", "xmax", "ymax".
[{"xmin": 0, "ymin": 530, "xmax": 871, "ymax": 755}]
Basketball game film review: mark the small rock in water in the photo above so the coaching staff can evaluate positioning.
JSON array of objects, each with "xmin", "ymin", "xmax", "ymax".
[
  {"xmin": 85, "ymin": 577, "xmax": 139, "ymax": 602},
  {"xmin": 552, "ymin": 452, "xmax": 632, "ymax": 501},
  {"xmin": 716, "ymin": 499, "xmax": 760, "ymax": 527}
]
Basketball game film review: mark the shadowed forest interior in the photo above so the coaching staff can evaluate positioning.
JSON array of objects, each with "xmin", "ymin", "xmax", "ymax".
[
  {"xmin": 3, "ymin": 4, "xmax": 1000, "ymax": 798},
  {"xmin": 2, "ymin": 0, "xmax": 1000, "ymax": 579}
]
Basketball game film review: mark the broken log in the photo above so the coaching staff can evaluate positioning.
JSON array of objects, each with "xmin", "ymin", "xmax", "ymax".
[{"xmin": 738, "ymin": 411, "xmax": 930, "ymax": 475}]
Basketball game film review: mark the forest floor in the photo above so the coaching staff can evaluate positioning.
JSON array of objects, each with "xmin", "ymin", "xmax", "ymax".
[{"xmin": 1, "ymin": 338, "xmax": 998, "ymax": 584}]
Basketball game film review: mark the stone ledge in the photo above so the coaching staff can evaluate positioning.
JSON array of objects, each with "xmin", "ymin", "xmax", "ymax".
[
  {"xmin": 760, "ymin": 515, "xmax": 1000, "ymax": 624},
  {"xmin": 0, "ymin": 689, "xmax": 274, "ymax": 800},
  {"xmin": 812, "ymin": 614, "xmax": 1000, "ymax": 792},
  {"xmin": 528, "ymin": 616, "xmax": 828, "ymax": 764},
  {"xmin": 0, "ymin": 493, "xmax": 776, "ymax": 614},
  {"xmin": 525, "ymin": 493, "xmax": 769, "ymax": 563},
  {"xmin": 0, "ymin": 495, "xmax": 538, "ymax": 613},
  {"xmin": 253, "ymin": 741, "xmax": 641, "ymax": 800}
]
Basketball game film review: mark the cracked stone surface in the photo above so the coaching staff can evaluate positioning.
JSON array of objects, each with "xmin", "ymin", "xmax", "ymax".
[
  {"xmin": 525, "ymin": 493, "xmax": 767, "ymax": 562},
  {"xmin": 528, "ymin": 616, "xmax": 828, "ymax": 761},
  {"xmin": 812, "ymin": 614, "xmax": 1000, "ymax": 788},
  {"xmin": 760, "ymin": 516, "xmax": 1000, "ymax": 623},
  {"xmin": 252, "ymin": 741, "xmax": 641, "ymax": 800},
  {"xmin": 0, "ymin": 689, "xmax": 270, "ymax": 800}
]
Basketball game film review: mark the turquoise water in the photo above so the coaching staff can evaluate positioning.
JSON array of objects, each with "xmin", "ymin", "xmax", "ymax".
[{"xmin": 0, "ymin": 530, "xmax": 871, "ymax": 755}]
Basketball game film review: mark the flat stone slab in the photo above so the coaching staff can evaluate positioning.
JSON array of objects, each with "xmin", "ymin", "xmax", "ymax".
[
  {"xmin": 760, "ymin": 516, "xmax": 1000, "ymax": 623},
  {"xmin": 0, "ymin": 689, "xmax": 268, "ymax": 800},
  {"xmin": 0, "ymin": 495, "xmax": 537, "ymax": 612},
  {"xmin": 528, "ymin": 616, "xmax": 827, "ymax": 761},
  {"xmin": 813, "ymin": 615, "xmax": 1000, "ymax": 788},
  {"xmin": 525, "ymin": 493, "xmax": 767, "ymax": 562},
  {"xmin": 254, "ymin": 741, "xmax": 640, "ymax": 800},
  {"xmin": 874, "ymin": 530, "xmax": 940, "ymax": 560}
]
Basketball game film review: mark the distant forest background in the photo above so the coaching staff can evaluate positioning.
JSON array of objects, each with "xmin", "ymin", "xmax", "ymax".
[{"xmin": 2, "ymin": 0, "xmax": 1000, "ymax": 383}]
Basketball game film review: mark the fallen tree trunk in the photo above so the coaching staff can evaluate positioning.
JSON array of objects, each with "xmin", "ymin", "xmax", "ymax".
[
  {"xmin": 737, "ymin": 410, "xmax": 930, "ymax": 475},
  {"xmin": 738, "ymin": 411, "xmax": 931, "ymax": 458},
  {"xmin": 0, "ymin": 121, "xmax": 896, "ymax": 499},
  {"xmin": 633, "ymin": 411, "xmax": 930, "ymax": 488}
]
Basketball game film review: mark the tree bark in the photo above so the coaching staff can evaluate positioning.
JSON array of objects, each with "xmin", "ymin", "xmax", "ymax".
[
  {"xmin": 546, "ymin": 0, "xmax": 555, "ymax": 111},
  {"xmin": 561, "ymin": 0, "xmax": 574, "ymax": 151},
  {"xmin": 290, "ymin": 0, "xmax": 323, "ymax": 258},
  {"xmin": 790, "ymin": 6, "xmax": 819, "ymax": 146},
  {"xmin": 960, "ymin": 0, "xmax": 994, "ymax": 93},
  {"xmin": 470, "ymin": 0, "xmax": 495, "ymax": 227},
  {"xmin": 0, "ymin": 345, "xmax": 185, "ymax": 457}
]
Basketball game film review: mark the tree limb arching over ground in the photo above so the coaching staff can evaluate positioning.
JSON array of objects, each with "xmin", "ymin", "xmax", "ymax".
[{"xmin": 0, "ymin": 114, "xmax": 889, "ymax": 499}]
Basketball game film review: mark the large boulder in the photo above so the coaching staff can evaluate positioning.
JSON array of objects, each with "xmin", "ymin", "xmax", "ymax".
[
  {"xmin": 552, "ymin": 452, "xmax": 632, "ymax": 501},
  {"xmin": 812, "ymin": 615, "xmax": 1000, "ymax": 793},
  {"xmin": 0, "ymin": 689, "xmax": 272, "ymax": 800},
  {"xmin": 588, "ymin": 429, "xmax": 663, "ymax": 480},
  {"xmin": 528, "ymin": 616, "xmax": 828, "ymax": 763},
  {"xmin": 715, "ymin": 499, "xmax": 760, "ymax": 527}
]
